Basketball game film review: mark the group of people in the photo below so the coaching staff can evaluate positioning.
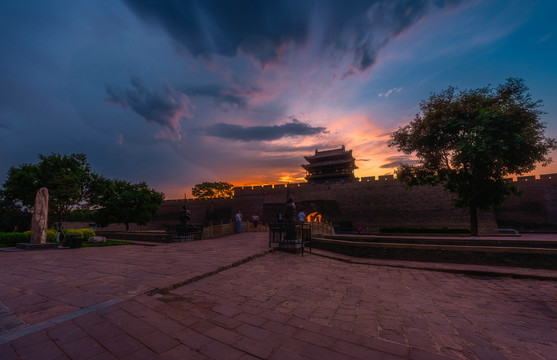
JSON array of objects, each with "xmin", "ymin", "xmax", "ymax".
[
  {"xmin": 234, "ymin": 211, "xmax": 261, "ymax": 233},
  {"xmin": 276, "ymin": 210, "xmax": 306, "ymax": 223},
  {"xmin": 234, "ymin": 209, "xmax": 307, "ymax": 233},
  {"xmin": 183, "ymin": 207, "xmax": 310, "ymax": 235}
]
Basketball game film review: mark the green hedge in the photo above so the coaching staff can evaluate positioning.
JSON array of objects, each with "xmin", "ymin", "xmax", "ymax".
[
  {"xmin": 79, "ymin": 228, "xmax": 95, "ymax": 240},
  {"xmin": 0, "ymin": 229, "xmax": 117, "ymax": 247},
  {"xmin": 0, "ymin": 228, "xmax": 96, "ymax": 246},
  {"xmin": 23, "ymin": 229, "xmax": 57, "ymax": 242},
  {"xmin": 56, "ymin": 228, "xmax": 96, "ymax": 240},
  {"xmin": 0, "ymin": 232, "xmax": 29, "ymax": 246}
]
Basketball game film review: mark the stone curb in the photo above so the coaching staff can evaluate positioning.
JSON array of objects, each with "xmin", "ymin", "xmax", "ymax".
[{"xmin": 308, "ymin": 248, "xmax": 557, "ymax": 281}]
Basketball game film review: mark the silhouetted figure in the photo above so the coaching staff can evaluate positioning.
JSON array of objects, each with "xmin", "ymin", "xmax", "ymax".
[
  {"xmin": 235, "ymin": 210, "xmax": 243, "ymax": 233},
  {"xmin": 284, "ymin": 195, "xmax": 297, "ymax": 241},
  {"xmin": 180, "ymin": 206, "xmax": 191, "ymax": 225}
]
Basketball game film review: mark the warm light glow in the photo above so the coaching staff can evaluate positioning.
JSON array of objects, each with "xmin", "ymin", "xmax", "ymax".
[
  {"xmin": 278, "ymin": 175, "xmax": 306, "ymax": 183},
  {"xmin": 307, "ymin": 212, "xmax": 322, "ymax": 222}
]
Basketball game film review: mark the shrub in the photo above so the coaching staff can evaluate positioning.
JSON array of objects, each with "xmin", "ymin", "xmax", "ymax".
[
  {"xmin": 0, "ymin": 232, "xmax": 29, "ymax": 246},
  {"xmin": 58, "ymin": 228, "xmax": 96, "ymax": 241},
  {"xmin": 80, "ymin": 228, "xmax": 95, "ymax": 240},
  {"xmin": 63, "ymin": 229, "xmax": 83, "ymax": 238},
  {"xmin": 23, "ymin": 229, "xmax": 57, "ymax": 242},
  {"xmin": 47, "ymin": 229, "xmax": 57, "ymax": 242},
  {"xmin": 0, "ymin": 228, "xmax": 96, "ymax": 247}
]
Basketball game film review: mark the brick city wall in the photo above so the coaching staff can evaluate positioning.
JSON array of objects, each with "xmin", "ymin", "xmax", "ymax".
[{"xmin": 152, "ymin": 173, "xmax": 557, "ymax": 233}]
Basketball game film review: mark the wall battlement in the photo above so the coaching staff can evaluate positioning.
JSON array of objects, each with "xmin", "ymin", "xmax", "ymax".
[
  {"xmin": 160, "ymin": 173, "xmax": 556, "ymax": 204},
  {"xmin": 159, "ymin": 198, "xmax": 235, "ymax": 210},
  {"xmin": 229, "ymin": 173, "xmax": 557, "ymax": 198}
]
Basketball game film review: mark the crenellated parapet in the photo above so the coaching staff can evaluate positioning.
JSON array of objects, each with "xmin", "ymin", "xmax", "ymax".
[
  {"xmin": 163, "ymin": 173, "xmax": 557, "ymax": 204},
  {"xmin": 514, "ymin": 173, "xmax": 557, "ymax": 183},
  {"xmin": 191, "ymin": 173, "xmax": 557, "ymax": 200},
  {"xmin": 160, "ymin": 197, "xmax": 235, "ymax": 206}
]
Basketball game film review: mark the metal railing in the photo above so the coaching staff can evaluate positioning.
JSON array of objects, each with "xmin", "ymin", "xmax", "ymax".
[
  {"xmin": 166, "ymin": 224, "xmax": 203, "ymax": 242},
  {"xmin": 269, "ymin": 222, "xmax": 312, "ymax": 255}
]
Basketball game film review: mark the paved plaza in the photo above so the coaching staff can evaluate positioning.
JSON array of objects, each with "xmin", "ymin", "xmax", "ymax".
[{"xmin": 1, "ymin": 233, "xmax": 557, "ymax": 359}]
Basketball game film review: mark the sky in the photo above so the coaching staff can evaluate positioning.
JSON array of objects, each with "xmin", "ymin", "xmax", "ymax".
[{"xmin": 1, "ymin": 0, "xmax": 556, "ymax": 199}]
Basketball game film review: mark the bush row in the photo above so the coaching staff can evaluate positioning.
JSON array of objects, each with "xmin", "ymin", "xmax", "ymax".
[
  {"xmin": 0, "ymin": 232, "xmax": 29, "ymax": 246},
  {"xmin": 0, "ymin": 228, "xmax": 96, "ymax": 246}
]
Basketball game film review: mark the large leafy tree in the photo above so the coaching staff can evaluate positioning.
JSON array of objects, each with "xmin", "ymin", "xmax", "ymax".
[
  {"xmin": 389, "ymin": 78, "xmax": 556, "ymax": 236},
  {"xmin": 92, "ymin": 178, "xmax": 164, "ymax": 231},
  {"xmin": 192, "ymin": 181, "xmax": 234, "ymax": 199},
  {"xmin": 0, "ymin": 197, "xmax": 32, "ymax": 232},
  {"xmin": 2, "ymin": 153, "xmax": 95, "ymax": 223}
]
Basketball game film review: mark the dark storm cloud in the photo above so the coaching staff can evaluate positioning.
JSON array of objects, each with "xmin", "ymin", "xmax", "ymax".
[
  {"xmin": 324, "ymin": 0, "xmax": 463, "ymax": 74},
  {"xmin": 380, "ymin": 155, "xmax": 421, "ymax": 168},
  {"xmin": 106, "ymin": 77, "xmax": 190, "ymax": 139},
  {"xmin": 123, "ymin": 0, "xmax": 463, "ymax": 72},
  {"xmin": 123, "ymin": 0, "xmax": 311, "ymax": 67},
  {"xmin": 183, "ymin": 84, "xmax": 259, "ymax": 109},
  {"xmin": 204, "ymin": 119, "xmax": 327, "ymax": 141}
]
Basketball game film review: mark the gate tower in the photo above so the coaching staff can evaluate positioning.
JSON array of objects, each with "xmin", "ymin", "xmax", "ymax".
[{"xmin": 302, "ymin": 145, "xmax": 357, "ymax": 183}]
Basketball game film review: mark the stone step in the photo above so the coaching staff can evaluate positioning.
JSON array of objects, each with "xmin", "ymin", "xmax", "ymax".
[{"xmin": 320, "ymin": 234, "xmax": 557, "ymax": 249}]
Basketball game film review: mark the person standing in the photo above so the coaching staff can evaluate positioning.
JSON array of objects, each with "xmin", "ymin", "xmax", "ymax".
[
  {"xmin": 235, "ymin": 211, "xmax": 243, "ymax": 233},
  {"xmin": 298, "ymin": 211, "xmax": 306, "ymax": 223}
]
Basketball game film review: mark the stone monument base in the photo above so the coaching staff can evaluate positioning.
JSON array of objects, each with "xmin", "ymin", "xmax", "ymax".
[{"xmin": 16, "ymin": 242, "xmax": 59, "ymax": 250}]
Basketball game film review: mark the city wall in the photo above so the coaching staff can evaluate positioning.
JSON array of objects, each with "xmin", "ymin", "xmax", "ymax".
[{"xmin": 150, "ymin": 173, "xmax": 557, "ymax": 233}]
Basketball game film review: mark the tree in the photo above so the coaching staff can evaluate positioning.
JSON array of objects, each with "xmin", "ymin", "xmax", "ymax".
[
  {"xmin": 0, "ymin": 197, "xmax": 32, "ymax": 232},
  {"xmin": 389, "ymin": 78, "xmax": 557, "ymax": 236},
  {"xmin": 92, "ymin": 178, "xmax": 164, "ymax": 231},
  {"xmin": 2, "ymin": 153, "xmax": 95, "ymax": 223},
  {"xmin": 192, "ymin": 181, "xmax": 234, "ymax": 199}
]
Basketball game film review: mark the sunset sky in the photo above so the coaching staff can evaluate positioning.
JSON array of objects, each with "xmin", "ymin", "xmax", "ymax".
[{"xmin": 1, "ymin": 0, "xmax": 556, "ymax": 199}]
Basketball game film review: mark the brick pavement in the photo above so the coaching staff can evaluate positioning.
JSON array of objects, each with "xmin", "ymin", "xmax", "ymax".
[{"xmin": 1, "ymin": 233, "xmax": 557, "ymax": 359}]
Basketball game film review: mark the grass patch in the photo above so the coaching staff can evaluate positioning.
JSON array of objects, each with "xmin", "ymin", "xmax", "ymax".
[{"xmin": 82, "ymin": 240, "xmax": 131, "ymax": 247}]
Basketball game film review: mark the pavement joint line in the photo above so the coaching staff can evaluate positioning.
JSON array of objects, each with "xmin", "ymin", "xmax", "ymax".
[
  {"xmin": 0, "ymin": 245, "xmax": 276, "ymax": 345},
  {"xmin": 309, "ymin": 249, "xmax": 557, "ymax": 281},
  {"xmin": 0, "ymin": 298, "xmax": 124, "ymax": 345},
  {"xmin": 0, "ymin": 301, "xmax": 25, "ymax": 334},
  {"xmin": 147, "ymin": 248, "xmax": 278, "ymax": 296}
]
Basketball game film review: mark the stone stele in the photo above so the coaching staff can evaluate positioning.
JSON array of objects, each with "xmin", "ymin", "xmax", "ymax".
[{"xmin": 30, "ymin": 187, "xmax": 49, "ymax": 244}]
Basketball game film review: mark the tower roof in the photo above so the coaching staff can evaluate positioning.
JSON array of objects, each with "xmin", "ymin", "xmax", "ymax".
[{"xmin": 302, "ymin": 146, "xmax": 357, "ymax": 183}]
